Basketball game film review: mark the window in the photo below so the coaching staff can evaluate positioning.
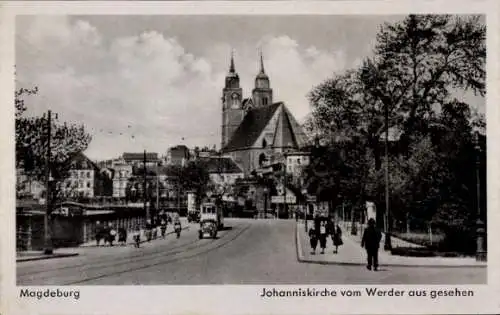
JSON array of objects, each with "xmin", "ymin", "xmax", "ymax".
[
  {"xmin": 79, "ymin": 180, "xmax": 83, "ymax": 188},
  {"xmin": 87, "ymin": 171, "xmax": 91, "ymax": 178},
  {"xmin": 87, "ymin": 182, "xmax": 91, "ymax": 188},
  {"xmin": 297, "ymin": 158, "xmax": 301, "ymax": 165},
  {"xmin": 262, "ymin": 138, "xmax": 267, "ymax": 148},
  {"xmin": 263, "ymin": 97, "xmax": 268, "ymax": 106}
]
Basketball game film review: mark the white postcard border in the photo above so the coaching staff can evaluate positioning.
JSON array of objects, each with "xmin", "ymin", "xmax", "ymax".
[{"xmin": 1, "ymin": 1, "xmax": 499, "ymax": 314}]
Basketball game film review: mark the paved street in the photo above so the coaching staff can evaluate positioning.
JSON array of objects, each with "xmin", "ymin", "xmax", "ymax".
[{"xmin": 17, "ymin": 219, "xmax": 485, "ymax": 285}]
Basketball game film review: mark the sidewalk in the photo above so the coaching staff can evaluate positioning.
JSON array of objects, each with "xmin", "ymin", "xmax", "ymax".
[
  {"xmin": 79, "ymin": 217, "xmax": 190, "ymax": 247},
  {"xmin": 17, "ymin": 218, "xmax": 190, "ymax": 262},
  {"xmin": 296, "ymin": 222, "xmax": 486, "ymax": 268}
]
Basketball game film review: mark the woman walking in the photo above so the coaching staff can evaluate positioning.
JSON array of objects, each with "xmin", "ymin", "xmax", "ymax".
[
  {"xmin": 133, "ymin": 224, "xmax": 141, "ymax": 248},
  {"xmin": 318, "ymin": 220, "xmax": 328, "ymax": 254},
  {"xmin": 332, "ymin": 224, "xmax": 343, "ymax": 254},
  {"xmin": 308, "ymin": 224, "xmax": 318, "ymax": 255}
]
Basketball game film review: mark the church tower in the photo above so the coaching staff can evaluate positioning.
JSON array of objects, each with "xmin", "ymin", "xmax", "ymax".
[
  {"xmin": 252, "ymin": 51, "xmax": 273, "ymax": 107},
  {"xmin": 221, "ymin": 52, "xmax": 244, "ymax": 149}
]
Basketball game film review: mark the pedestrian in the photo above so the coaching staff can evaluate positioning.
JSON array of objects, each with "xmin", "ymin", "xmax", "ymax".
[
  {"xmin": 108, "ymin": 223, "xmax": 116, "ymax": 246},
  {"xmin": 318, "ymin": 220, "xmax": 328, "ymax": 254},
  {"xmin": 152, "ymin": 223, "xmax": 158, "ymax": 240},
  {"xmin": 133, "ymin": 224, "xmax": 141, "ymax": 248},
  {"xmin": 326, "ymin": 217, "xmax": 335, "ymax": 239},
  {"xmin": 361, "ymin": 218, "xmax": 382, "ymax": 271},
  {"xmin": 102, "ymin": 222, "xmax": 110, "ymax": 245},
  {"xmin": 332, "ymin": 224, "xmax": 343, "ymax": 254},
  {"xmin": 118, "ymin": 227, "xmax": 127, "ymax": 246},
  {"xmin": 160, "ymin": 219, "xmax": 167, "ymax": 238},
  {"xmin": 95, "ymin": 221, "xmax": 103, "ymax": 246},
  {"xmin": 308, "ymin": 224, "xmax": 318, "ymax": 255}
]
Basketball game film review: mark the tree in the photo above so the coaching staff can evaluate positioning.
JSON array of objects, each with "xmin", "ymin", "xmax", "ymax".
[
  {"xmin": 163, "ymin": 161, "xmax": 210, "ymax": 204},
  {"xmin": 305, "ymin": 15, "xmax": 486, "ymax": 250},
  {"xmin": 362, "ymin": 15, "xmax": 485, "ymax": 154},
  {"xmin": 15, "ymin": 86, "xmax": 92, "ymax": 206}
]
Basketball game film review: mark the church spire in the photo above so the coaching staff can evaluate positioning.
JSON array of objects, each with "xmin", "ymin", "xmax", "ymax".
[
  {"xmin": 259, "ymin": 49, "xmax": 265, "ymax": 74},
  {"xmin": 229, "ymin": 50, "xmax": 235, "ymax": 73}
]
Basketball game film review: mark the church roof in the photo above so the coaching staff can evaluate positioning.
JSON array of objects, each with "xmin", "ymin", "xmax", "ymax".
[
  {"xmin": 242, "ymin": 98, "xmax": 253, "ymax": 108},
  {"xmin": 223, "ymin": 102, "xmax": 308, "ymax": 152},
  {"xmin": 272, "ymin": 106, "xmax": 308, "ymax": 149},
  {"xmin": 200, "ymin": 157, "xmax": 243, "ymax": 174},
  {"xmin": 223, "ymin": 102, "xmax": 281, "ymax": 151}
]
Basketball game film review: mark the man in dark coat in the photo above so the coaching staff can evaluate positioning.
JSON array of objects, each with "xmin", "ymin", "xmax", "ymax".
[{"xmin": 361, "ymin": 218, "xmax": 382, "ymax": 271}]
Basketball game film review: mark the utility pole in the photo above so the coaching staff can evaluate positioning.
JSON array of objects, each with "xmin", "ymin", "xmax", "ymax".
[
  {"xmin": 143, "ymin": 149, "xmax": 149, "ymax": 222},
  {"xmin": 43, "ymin": 110, "xmax": 53, "ymax": 255},
  {"xmin": 383, "ymin": 101, "xmax": 392, "ymax": 251},
  {"xmin": 177, "ymin": 178, "xmax": 180, "ymax": 215},
  {"xmin": 156, "ymin": 162, "xmax": 159, "ymax": 215}
]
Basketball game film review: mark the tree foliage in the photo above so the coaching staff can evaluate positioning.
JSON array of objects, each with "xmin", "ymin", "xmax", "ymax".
[
  {"xmin": 15, "ymin": 86, "xmax": 92, "ymax": 204},
  {"xmin": 164, "ymin": 161, "xmax": 210, "ymax": 201},
  {"xmin": 304, "ymin": 15, "xmax": 486, "ymax": 249}
]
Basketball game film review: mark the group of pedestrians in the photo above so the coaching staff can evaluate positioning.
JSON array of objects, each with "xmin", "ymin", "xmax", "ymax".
[
  {"xmin": 95, "ymin": 214, "xmax": 182, "ymax": 248},
  {"xmin": 307, "ymin": 217, "xmax": 383, "ymax": 271},
  {"xmin": 95, "ymin": 221, "xmax": 127, "ymax": 247},
  {"xmin": 308, "ymin": 217, "xmax": 343, "ymax": 255}
]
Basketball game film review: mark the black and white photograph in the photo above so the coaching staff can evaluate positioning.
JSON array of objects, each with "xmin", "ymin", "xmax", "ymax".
[
  {"xmin": 13, "ymin": 12, "xmax": 488, "ymax": 286},
  {"xmin": 2, "ymin": 1, "xmax": 499, "ymax": 314}
]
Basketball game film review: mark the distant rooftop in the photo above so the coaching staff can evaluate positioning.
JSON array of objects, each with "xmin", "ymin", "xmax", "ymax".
[{"xmin": 122, "ymin": 152, "xmax": 159, "ymax": 162}]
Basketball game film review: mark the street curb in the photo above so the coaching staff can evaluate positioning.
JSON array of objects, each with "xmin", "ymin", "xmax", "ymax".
[
  {"xmin": 16, "ymin": 252, "xmax": 79, "ymax": 263},
  {"xmin": 295, "ymin": 223, "xmax": 486, "ymax": 269}
]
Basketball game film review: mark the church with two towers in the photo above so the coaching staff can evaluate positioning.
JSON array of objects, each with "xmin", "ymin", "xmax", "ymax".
[{"xmin": 220, "ymin": 53, "xmax": 309, "ymax": 175}]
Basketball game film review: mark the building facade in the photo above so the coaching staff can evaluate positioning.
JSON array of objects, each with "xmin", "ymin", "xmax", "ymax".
[
  {"xmin": 285, "ymin": 151, "xmax": 310, "ymax": 177},
  {"xmin": 111, "ymin": 163, "xmax": 133, "ymax": 198},
  {"xmin": 221, "ymin": 53, "xmax": 309, "ymax": 175},
  {"xmin": 62, "ymin": 152, "xmax": 112, "ymax": 199}
]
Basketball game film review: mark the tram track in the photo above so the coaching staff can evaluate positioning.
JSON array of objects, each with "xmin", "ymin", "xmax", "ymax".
[
  {"xmin": 18, "ymin": 223, "xmax": 250, "ymax": 285},
  {"xmin": 65, "ymin": 223, "xmax": 250, "ymax": 285},
  {"xmin": 17, "ymin": 226, "xmax": 200, "ymax": 277}
]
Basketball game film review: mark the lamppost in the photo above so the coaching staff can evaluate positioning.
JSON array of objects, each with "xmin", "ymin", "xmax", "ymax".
[
  {"xmin": 143, "ymin": 150, "xmax": 150, "ymax": 223},
  {"xmin": 43, "ymin": 110, "xmax": 54, "ymax": 255},
  {"xmin": 474, "ymin": 132, "xmax": 486, "ymax": 261},
  {"xmin": 383, "ymin": 101, "xmax": 392, "ymax": 251}
]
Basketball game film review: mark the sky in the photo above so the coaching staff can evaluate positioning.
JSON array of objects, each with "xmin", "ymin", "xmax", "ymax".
[{"xmin": 15, "ymin": 15, "xmax": 484, "ymax": 161}]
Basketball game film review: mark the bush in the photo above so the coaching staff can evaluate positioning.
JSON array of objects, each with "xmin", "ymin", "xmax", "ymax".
[
  {"xmin": 391, "ymin": 247, "xmax": 466, "ymax": 257},
  {"xmin": 393, "ymin": 232, "xmax": 445, "ymax": 249},
  {"xmin": 440, "ymin": 225, "xmax": 476, "ymax": 255}
]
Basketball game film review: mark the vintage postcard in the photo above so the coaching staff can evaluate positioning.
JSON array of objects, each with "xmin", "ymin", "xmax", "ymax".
[{"xmin": 1, "ymin": 1, "xmax": 499, "ymax": 314}]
